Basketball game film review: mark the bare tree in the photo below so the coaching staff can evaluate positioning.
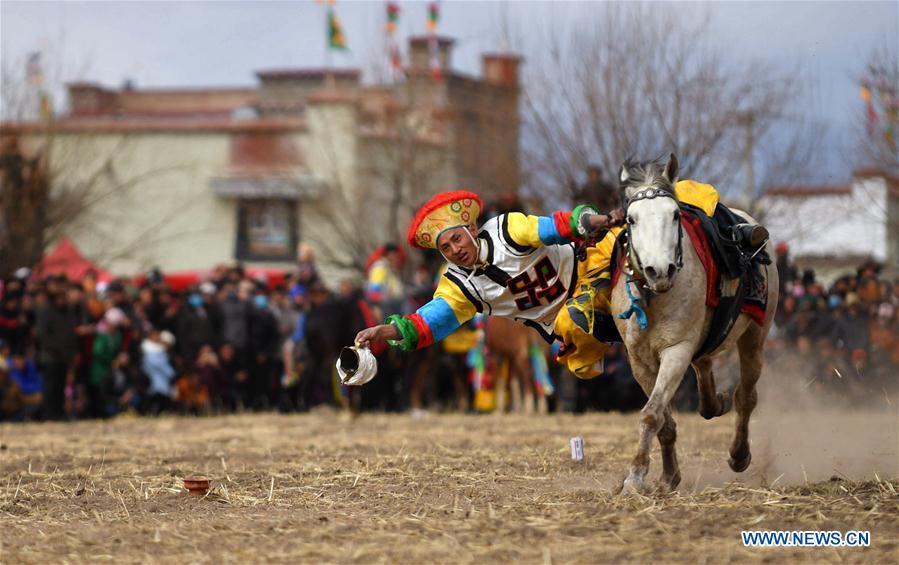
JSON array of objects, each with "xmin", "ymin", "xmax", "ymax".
[
  {"xmin": 302, "ymin": 86, "xmax": 454, "ymax": 276},
  {"xmin": 521, "ymin": 3, "xmax": 822, "ymax": 211},
  {"xmin": 848, "ymin": 39, "xmax": 899, "ymax": 272},
  {"xmin": 0, "ymin": 125, "xmax": 196, "ymax": 278},
  {"xmin": 0, "ymin": 134, "xmax": 50, "ymax": 276},
  {"xmin": 1, "ymin": 40, "xmax": 93, "ymax": 122},
  {"xmin": 1, "ymin": 42, "xmax": 204, "ymax": 277}
]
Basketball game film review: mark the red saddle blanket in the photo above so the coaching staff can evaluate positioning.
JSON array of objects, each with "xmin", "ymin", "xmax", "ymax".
[{"xmin": 612, "ymin": 214, "xmax": 766, "ymax": 326}]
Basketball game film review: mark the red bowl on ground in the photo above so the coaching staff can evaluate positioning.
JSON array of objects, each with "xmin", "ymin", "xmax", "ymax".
[{"xmin": 183, "ymin": 476, "xmax": 210, "ymax": 496}]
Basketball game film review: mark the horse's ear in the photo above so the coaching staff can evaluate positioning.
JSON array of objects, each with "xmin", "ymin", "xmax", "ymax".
[
  {"xmin": 663, "ymin": 153, "xmax": 679, "ymax": 184},
  {"xmin": 619, "ymin": 164, "xmax": 630, "ymax": 185}
]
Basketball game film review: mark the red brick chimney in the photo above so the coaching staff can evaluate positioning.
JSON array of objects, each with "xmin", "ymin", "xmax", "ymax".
[
  {"xmin": 67, "ymin": 82, "xmax": 118, "ymax": 117},
  {"xmin": 481, "ymin": 54, "xmax": 522, "ymax": 88},
  {"xmin": 408, "ymin": 36, "xmax": 455, "ymax": 73}
]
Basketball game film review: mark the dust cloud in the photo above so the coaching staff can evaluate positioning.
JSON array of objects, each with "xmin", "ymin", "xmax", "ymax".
[
  {"xmin": 687, "ymin": 354, "xmax": 898, "ymax": 490},
  {"xmin": 750, "ymin": 360, "xmax": 897, "ymax": 485}
]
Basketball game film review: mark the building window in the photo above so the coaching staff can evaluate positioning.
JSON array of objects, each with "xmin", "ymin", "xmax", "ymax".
[{"xmin": 236, "ymin": 199, "xmax": 298, "ymax": 261}]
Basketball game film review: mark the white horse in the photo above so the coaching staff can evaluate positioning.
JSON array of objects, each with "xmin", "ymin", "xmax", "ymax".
[{"xmin": 611, "ymin": 154, "xmax": 778, "ymax": 494}]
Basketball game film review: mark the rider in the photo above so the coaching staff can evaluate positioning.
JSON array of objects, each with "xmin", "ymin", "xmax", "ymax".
[{"xmin": 356, "ymin": 182, "xmax": 766, "ymax": 379}]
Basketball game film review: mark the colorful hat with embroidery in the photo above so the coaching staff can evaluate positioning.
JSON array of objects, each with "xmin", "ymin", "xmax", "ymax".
[{"xmin": 407, "ymin": 190, "xmax": 483, "ymax": 249}]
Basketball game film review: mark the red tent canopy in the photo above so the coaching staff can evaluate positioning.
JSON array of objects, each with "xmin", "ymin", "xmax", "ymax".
[
  {"xmin": 33, "ymin": 237, "xmax": 114, "ymax": 282},
  {"xmin": 34, "ymin": 238, "xmax": 289, "ymax": 291}
]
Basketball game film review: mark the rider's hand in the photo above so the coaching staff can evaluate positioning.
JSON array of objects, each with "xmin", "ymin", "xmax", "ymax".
[
  {"xmin": 355, "ymin": 324, "xmax": 399, "ymax": 347},
  {"xmin": 588, "ymin": 213, "xmax": 612, "ymax": 231},
  {"xmin": 609, "ymin": 208, "xmax": 625, "ymax": 226}
]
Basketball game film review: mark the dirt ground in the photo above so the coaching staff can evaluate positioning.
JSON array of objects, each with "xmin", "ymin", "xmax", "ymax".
[{"xmin": 0, "ymin": 409, "xmax": 896, "ymax": 564}]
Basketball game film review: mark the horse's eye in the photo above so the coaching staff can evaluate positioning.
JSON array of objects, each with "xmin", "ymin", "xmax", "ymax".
[
  {"xmin": 673, "ymin": 210, "xmax": 680, "ymax": 221},
  {"xmin": 626, "ymin": 215, "xmax": 635, "ymax": 225}
]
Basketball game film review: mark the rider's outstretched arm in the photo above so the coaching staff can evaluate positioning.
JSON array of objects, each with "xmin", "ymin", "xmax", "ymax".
[
  {"xmin": 504, "ymin": 206, "xmax": 620, "ymax": 248},
  {"xmin": 358, "ymin": 275, "xmax": 478, "ymax": 352}
]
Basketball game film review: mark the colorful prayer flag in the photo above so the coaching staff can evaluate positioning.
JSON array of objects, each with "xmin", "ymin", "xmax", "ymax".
[
  {"xmin": 386, "ymin": 2, "xmax": 399, "ymax": 35},
  {"xmin": 426, "ymin": 3, "xmax": 442, "ymax": 81},
  {"xmin": 386, "ymin": 2, "xmax": 403, "ymax": 81},
  {"xmin": 427, "ymin": 2, "xmax": 440, "ymax": 33},
  {"xmin": 328, "ymin": 7, "xmax": 347, "ymax": 50}
]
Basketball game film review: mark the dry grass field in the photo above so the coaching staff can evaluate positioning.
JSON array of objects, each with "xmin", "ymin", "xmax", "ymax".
[{"xmin": 0, "ymin": 405, "xmax": 896, "ymax": 563}]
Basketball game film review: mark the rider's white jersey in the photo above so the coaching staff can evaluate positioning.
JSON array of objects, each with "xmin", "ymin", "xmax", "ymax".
[{"xmin": 443, "ymin": 214, "xmax": 578, "ymax": 341}]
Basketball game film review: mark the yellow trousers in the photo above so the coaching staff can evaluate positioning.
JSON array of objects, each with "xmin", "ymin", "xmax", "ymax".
[
  {"xmin": 553, "ymin": 179, "xmax": 721, "ymax": 378},
  {"xmin": 553, "ymin": 227, "xmax": 622, "ymax": 379}
]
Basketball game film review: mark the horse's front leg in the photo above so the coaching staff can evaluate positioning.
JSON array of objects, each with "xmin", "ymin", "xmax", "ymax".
[
  {"xmin": 622, "ymin": 342, "xmax": 693, "ymax": 495},
  {"xmin": 694, "ymin": 357, "xmax": 732, "ymax": 420},
  {"xmin": 657, "ymin": 407, "xmax": 681, "ymax": 492}
]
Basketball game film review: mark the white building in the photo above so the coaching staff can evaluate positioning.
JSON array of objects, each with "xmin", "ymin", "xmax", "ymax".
[
  {"xmin": 0, "ymin": 37, "xmax": 522, "ymax": 284},
  {"xmin": 761, "ymin": 169, "xmax": 899, "ymax": 280}
]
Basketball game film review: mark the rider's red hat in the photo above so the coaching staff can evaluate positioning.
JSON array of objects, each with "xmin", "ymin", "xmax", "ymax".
[{"xmin": 407, "ymin": 190, "xmax": 483, "ymax": 249}]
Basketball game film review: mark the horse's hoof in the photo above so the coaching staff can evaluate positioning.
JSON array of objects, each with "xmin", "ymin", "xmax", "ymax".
[
  {"xmin": 656, "ymin": 472, "xmax": 681, "ymax": 493},
  {"xmin": 716, "ymin": 392, "xmax": 733, "ymax": 416},
  {"xmin": 728, "ymin": 451, "xmax": 751, "ymax": 473},
  {"xmin": 620, "ymin": 477, "xmax": 647, "ymax": 496}
]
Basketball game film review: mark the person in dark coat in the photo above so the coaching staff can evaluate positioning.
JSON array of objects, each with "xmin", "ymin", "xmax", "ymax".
[
  {"xmin": 200, "ymin": 282, "xmax": 224, "ymax": 345},
  {"xmin": 833, "ymin": 296, "xmax": 870, "ymax": 355},
  {"xmin": 0, "ymin": 288, "xmax": 29, "ymax": 356},
  {"xmin": 220, "ymin": 281, "xmax": 252, "ymax": 365},
  {"xmin": 571, "ymin": 165, "xmax": 619, "ymax": 211},
  {"xmin": 302, "ymin": 282, "xmax": 344, "ymax": 408},
  {"xmin": 35, "ymin": 286, "xmax": 80, "ymax": 420},
  {"xmin": 175, "ymin": 290, "xmax": 218, "ymax": 367},
  {"xmin": 247, "ymin": 292, "xmax": 279, "ymax": 408}
]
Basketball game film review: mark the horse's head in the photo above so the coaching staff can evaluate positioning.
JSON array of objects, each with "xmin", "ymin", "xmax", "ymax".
[{"xmin": 619, "ymin": 153, "xmax": 683, "ymax": 293}]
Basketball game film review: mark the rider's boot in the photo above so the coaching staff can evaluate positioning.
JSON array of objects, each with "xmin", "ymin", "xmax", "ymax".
[{"xmin": 732, "ymin": 223, "xmax": 769, "ymax": 250}]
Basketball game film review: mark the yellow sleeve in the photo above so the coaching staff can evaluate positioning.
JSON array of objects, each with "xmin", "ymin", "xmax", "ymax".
[
  {"xmin": 675, "ymin": 180, "xmax": 719, "ymax": 217},
  {"xmin": 433, "ymin": 275, "xmax": 478, "ymax": 326},
  {"xmin": 506, "ymin": 211, "xmax": 553, "ymax": 248}
]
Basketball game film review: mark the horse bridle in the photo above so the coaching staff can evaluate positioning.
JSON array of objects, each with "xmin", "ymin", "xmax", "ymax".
[{"xmin": 623, "ymin": 186, "xmax": 684, "ymax": 285}]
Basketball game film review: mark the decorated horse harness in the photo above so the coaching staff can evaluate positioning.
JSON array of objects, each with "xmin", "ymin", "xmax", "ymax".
[{"xmin": 621, "ymin": 186, "xmax": 684, "ymax": 285}]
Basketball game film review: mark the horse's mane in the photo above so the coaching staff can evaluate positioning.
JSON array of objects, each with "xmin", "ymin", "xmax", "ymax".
[{"xmin": 619, "ymin": 156, "xmax": 676, "ymax": 201}]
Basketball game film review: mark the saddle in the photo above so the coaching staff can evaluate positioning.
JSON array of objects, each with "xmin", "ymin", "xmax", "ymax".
[{"xmin": 608, "ymin": 205, "xmax": 770, "ymax": 360}]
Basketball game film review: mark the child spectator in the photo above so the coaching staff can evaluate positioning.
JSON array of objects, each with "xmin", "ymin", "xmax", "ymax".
[
  {"xmin": 0, "ymin": 356, "xmax": 24, "ymax": 421},
  {"xmin": 195, "ymin": 344, "xmax": 226, "ymax": 410},
  {"xmin": 141, "ymin": 329, "xmax": 176, "ymax": 415},
  {"xmin": 174, "ymin": 370, "xmax": 210, "ymax": 414},
  {"xmin": 88, "ymin": 307, "xmax": 126, "ymax": 418},
  {"xmin": 9, "ymin": 351, "xmax": 43, "ymax": 420},
  {"xmin": 110, "ymin": 351, "xmax": 143, "ymax": 415},
  {"xmin": 218, "ymin": 342, "xmax": 245, "ymax": 411}
]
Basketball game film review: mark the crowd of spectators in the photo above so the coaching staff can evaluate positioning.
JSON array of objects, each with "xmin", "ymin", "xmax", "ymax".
[
  {"xmin": 1, "ymin": 235, "xmax": 896, "ymax": 422},
  {"xmin": 0, "ymin": 255, "xmax": 372, "ymax": 421},
  {"xmin": 769, "ymin": 243, "xmax": 899, "ymax": 397}
]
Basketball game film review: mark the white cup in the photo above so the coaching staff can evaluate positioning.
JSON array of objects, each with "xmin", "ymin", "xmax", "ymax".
[{"xmin": 336, "ymin": 346, "xmax": 378, "ymax": 386}]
